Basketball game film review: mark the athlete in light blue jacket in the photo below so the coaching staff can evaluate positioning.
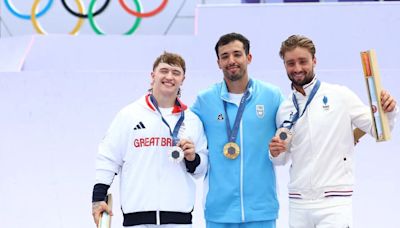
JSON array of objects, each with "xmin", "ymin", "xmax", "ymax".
[{"xmin": 192, "ymin": 33, "xmax": 284, "ymax": 228}]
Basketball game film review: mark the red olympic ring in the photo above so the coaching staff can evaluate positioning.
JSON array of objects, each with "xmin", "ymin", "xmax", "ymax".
[{"xmin": 119, "ymin": 0, "xmax": 168, "ymax": 18}]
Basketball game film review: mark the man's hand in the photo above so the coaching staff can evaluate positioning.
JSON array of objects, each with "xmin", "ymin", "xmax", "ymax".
[
  {"xmin": 381, "ymin": 90, "xmax": 397, "ymax": 112},
  {"xmin": 269, "ymin": 136, "xmax": 287, "ymax": 158},
  {"xmin": 178, "ymin": 139, "xmax": 196, "ymax": 161},
  {"xmin": 92, "ymin": 201, "xmax": 113, "ymax": 226}
]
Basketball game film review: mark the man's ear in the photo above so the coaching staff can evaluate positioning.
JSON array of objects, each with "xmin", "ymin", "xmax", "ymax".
[
  {"xmin": 247, "ymin": 53, "xmax": 253, "ymax": 64},
  {"xmin": 217, "ymin": 59, "xmax": 222, "ymax": 69}
]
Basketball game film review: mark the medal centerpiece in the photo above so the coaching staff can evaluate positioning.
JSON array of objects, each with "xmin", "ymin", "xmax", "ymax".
[
  {"xmin": 275, "ymin": 127, "xmax": 293, "ymax": 145},
  {"xmin": 168, "ymin": 146, "xmax": 184, "ymax": 163},
  {"xmin": 223, "ymin": 142, "xmax": 240, "ymax": 159}
]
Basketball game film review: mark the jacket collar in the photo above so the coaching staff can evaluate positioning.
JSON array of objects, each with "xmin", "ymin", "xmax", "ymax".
[
  {"xmin": 145, "ymin": 94, "xmax": 187, "ymax": 114},
  {"xmin": 220, "ymin": 78, "xmax": 254, "ymax": 103},
  {"xmin": 292, "ymin": 76, "xmax": 318, "ymax": 99}
]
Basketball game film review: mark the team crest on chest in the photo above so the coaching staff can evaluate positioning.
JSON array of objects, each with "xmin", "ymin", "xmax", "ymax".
[
  {"xmin": 322, "ymin": 96, "xmax": 330, "ymax": 110},
  {"xmin": 256, "ymin": 105, "xmax": 264, "ymax": 118},
  {"xmin": 217, "ymin": 113, "xmax": 224, "ymax": 121}
]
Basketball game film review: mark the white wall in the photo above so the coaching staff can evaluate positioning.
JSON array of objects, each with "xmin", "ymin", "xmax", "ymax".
[{"xmin": 1, "ymin": 2, "xmax": 400, "ymax": 228}]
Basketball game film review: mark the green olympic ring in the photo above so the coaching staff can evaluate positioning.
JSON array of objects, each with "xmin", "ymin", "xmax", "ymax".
[{"xmin": 88, "ymin": 0, "xmax": 142, "ymax": 35}]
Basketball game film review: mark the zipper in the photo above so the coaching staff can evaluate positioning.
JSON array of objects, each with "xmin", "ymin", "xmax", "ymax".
[{"xmin": 240, "ymin": 120, "xmax": 245, "ymax": 222}]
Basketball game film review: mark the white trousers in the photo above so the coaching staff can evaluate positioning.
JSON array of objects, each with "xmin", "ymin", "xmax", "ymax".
[{"xmin": 289, "ymin": 197, "xmax": 353, "ymax": 228}]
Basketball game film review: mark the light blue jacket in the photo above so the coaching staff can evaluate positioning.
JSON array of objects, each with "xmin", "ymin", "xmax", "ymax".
[{"xmin": 191, "ymin": 78, "xmax": 284, "ymax": 223}]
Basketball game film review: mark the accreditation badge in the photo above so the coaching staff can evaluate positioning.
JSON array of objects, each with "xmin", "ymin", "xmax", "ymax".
[
  {"xmin": 168, "ymin": 146, "xmax": 184, "ymax": 163},
  {"xmin": 223, "ymin": 142, "xmax": 240, "ymax": 159},
  {"xmin": 275, "ymin": 127, "xmax": 293, "ymax": 145}
]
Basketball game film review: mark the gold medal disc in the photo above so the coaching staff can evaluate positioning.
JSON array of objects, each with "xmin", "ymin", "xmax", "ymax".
[{"xmin": 223, "ymin": 142, "xmax": 240, "ymax": 159}]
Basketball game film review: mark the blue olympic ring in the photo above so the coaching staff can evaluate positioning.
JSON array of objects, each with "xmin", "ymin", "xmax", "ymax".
[{"xmin": 4, "ymin": 0, "xmax": 54, "ymax": 20}]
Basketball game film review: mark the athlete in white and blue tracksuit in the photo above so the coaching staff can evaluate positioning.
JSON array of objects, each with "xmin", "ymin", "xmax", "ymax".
[
  {"xmin": 269, "ymin": 34, "xmax": 399, "ymax": 228},
  {"xmin": 192, "ymin": 78, "xmax": 284, "ymax": 226}
]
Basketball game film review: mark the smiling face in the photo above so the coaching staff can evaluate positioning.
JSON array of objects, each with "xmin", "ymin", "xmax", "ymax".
[
  {"xmin": 217, "ymin": 40, "xmax": 252, "ymax": 83},
  {"xmin": 151, "ymin": 62, "xmax": 185, "ymax": 98},
  {"xmin": 283, "ymin": 47, "xmax": 316, "ymax": 89}
]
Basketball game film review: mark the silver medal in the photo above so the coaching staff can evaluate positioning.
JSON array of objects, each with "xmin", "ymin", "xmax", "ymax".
[
  {"xmin": 168, "ymin": 146, "xmax": 184, "ymax": 163},
  {"xmin": 275, "ymin": 127, "xmax": 293, "ymax": 145}
]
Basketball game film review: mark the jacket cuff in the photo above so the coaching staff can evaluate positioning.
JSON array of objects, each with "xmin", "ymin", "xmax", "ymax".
[
  {"xmin": 184, "ymin": 153, "xmax": 200, "ymax": 174},
  {"xmin": 92, "ymin": 183, "xmax": 110, "ymax": 202}
]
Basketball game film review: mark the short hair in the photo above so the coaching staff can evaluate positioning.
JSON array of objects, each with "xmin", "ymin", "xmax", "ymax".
[
  {"xmin": 279, "ymin": 35, "xmax": 316, "ymax": 59},
  {"xmin": 214, "ymin": 32, "xmax": 250, "ymax": 58},
  {"xmin": 153, "ymin": 51, "xmax": 186, "ymax": 74}
]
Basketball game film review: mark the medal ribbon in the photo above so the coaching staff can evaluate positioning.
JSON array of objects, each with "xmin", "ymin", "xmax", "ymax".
[
  {"xmin": 280, "ymin": 80, "xmax": 321, "ymax": 129},
  {"xmin": 223, "ymin": 80, "xmax": 252, "ymax": 143},
  {"xmin": 150, "ymin": 94, "xmax": 185, "ymax": 146}
]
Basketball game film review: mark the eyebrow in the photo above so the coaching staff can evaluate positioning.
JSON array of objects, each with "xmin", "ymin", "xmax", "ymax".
[
  {"xmin": 159, "ymin": 67, "xmax": 182, "ymax": 73},
  {"xmin": 220, "ymin": 50, "xmax": 242, "ymax": 56},
  {"xmin": 286, "ymin": 57, "xmax": 308, "ymax": 62}
]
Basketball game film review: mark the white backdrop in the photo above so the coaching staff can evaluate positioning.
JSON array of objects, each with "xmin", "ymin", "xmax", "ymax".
[{"xmin": 1, "ymin": 2, "xmax": 400, "ymax": 228}]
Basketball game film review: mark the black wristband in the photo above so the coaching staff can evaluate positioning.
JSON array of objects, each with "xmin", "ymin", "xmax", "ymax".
[
  {"xmin": 92, "ymin": 183, "xmax": 110, "ymax": 202},
  {"xmin": 184, "ymin": 153, "xmax": 201, "ymax": 174}
]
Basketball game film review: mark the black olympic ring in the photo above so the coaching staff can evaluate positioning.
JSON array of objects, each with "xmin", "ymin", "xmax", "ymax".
[{"xmin": 61, "ymin": 0, "xmax": 111, "ymax": 18}]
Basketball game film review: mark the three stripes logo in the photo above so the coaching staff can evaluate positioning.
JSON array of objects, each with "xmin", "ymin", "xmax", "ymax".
[{"xmin": 133, "ymin": 122, "xmax": 146, "ymax": 130}]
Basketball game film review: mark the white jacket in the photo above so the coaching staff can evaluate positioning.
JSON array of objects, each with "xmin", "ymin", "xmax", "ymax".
[
  {"xmin": 95, "ymin": 94, "xmax": 208, "ymax": 214},
  {"xmin": 271, "ymin": 79, "xmax": 398, "ymax": 200}
]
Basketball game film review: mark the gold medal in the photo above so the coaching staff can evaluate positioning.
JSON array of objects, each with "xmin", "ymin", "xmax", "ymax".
[{"xmin": 223, "ymin": 142, "xmax": 240, "ymax": 159}]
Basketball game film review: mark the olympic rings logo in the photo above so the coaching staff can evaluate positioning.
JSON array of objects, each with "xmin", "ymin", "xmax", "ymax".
[{"xmin": 4, "ymin": 0, "xmax": 168, "ymax": 35}]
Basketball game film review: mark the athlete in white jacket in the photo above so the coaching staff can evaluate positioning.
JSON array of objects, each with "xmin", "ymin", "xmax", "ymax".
[
  {"xmin": 269, "ymin": 35, "xmax": 398, "ymax": 228},
  {"xmin": 91, "ymin": 52, "xmax": 208, "ymax": 228}
]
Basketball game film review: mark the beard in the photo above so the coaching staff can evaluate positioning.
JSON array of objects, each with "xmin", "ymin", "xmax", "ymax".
[
  {"xmin": 223, "ymin": 67, "xmax": 244, "ymax": 82},
  {"xmin": 225, "ymin": 73, "xmax": 243, "ymax": 82},
  {"xmin": 288, "ymin": 70, "xmax": 315, "ymax": 87}
]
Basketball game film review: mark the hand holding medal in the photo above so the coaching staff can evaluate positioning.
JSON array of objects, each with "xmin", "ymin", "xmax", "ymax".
[
  {"xmin": 168, "ymin": 145, "xmax": 184, "ymax": 163},
  {"xmin": 178, "ymin": 138, "xmax": 196, "ymax": 161},
  {"xmin": 272, "ymin": 121, "xmax": 294, "ymax": 158},
  {"xmin": 275, "ymin": 127, "xmax": 293, "ymax": 145},
  {"xmin": 269, "ymin": 136, "xmax": 288, "ymax": 158}
]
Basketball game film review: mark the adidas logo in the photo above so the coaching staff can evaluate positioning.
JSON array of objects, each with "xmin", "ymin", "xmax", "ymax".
[{"xmin": 133, "ymin": 121, "xmax": 146, "ymax": 130}]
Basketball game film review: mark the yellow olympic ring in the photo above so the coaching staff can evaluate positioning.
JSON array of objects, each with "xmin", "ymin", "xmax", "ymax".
[{"xmin": 31, "ymin": 0, "xmax": 85, "ymax": 35}]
